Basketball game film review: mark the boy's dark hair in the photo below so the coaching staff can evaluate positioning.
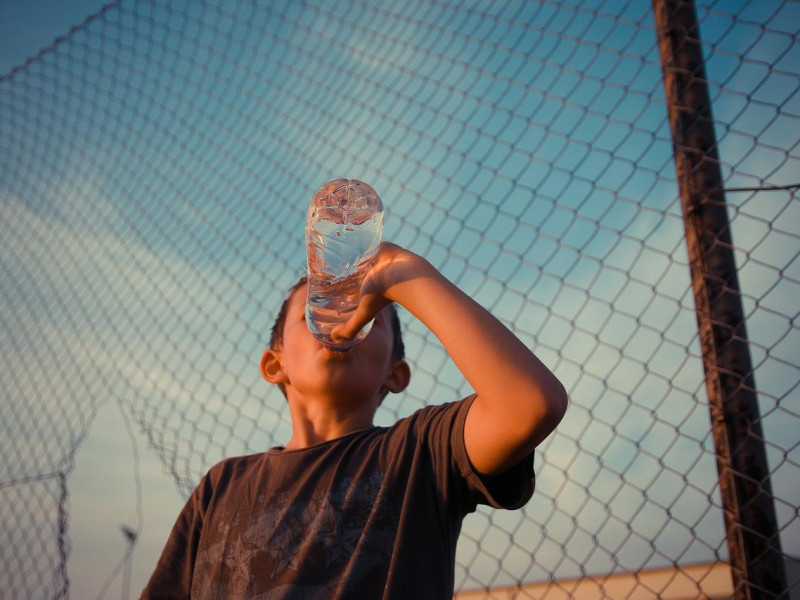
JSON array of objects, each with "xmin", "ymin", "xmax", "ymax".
[{"xmin": 269, "ymin": 276, "xmax": 406, "ymax": 398}]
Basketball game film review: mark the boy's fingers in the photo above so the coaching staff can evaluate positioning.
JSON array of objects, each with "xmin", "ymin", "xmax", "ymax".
[
  {"xmin": 330, "ymin": 317, "xmax": 353, "ymax": 341},
  {"xmin": 331, "ymin": 294, "xmax": 385, "ymax": 341}
]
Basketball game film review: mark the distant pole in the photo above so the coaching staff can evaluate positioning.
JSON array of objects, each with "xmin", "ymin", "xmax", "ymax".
[
  {"xmin": 652, "ymin": 1, "xmax": 788, "ymax": 599},
  {"xmin": 120, "ymin": 526, "xmax": 138, "ymax": 600}
]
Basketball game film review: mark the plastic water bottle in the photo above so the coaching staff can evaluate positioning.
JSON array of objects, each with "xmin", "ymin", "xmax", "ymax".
[{"xmin": 305, "ymin": 178, "xmax": 384, "ymax": 350}]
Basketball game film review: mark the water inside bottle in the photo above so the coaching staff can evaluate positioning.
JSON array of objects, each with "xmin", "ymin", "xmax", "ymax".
[{"xmin": 305, "ymin": 208, "xmax": 382, "ymax": 350}]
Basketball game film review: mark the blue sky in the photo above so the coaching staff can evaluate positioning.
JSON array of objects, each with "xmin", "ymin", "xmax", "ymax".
[
  {"xmin": 0, "ymin": 0, "xmax": 113, "ymax": 74},
  {"xmin": 1, "ymin": 0, "xmax": 798, "ymax": 598}
]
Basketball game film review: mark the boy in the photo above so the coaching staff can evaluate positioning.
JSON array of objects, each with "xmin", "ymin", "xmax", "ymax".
[{"xmin": 141, "ymin": 242, "xmax": 567, "ymax": 599}]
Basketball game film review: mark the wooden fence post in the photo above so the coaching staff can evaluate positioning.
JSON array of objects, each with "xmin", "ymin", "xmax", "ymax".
[{"xmin": 652, "ymin": 1, "xmax": 788, "ymax": 597}]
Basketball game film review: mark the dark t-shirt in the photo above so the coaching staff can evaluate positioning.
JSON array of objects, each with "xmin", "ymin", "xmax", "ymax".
[{"xmin": 141, "ymin": 396, "xmax": 535, "ymax": 599}]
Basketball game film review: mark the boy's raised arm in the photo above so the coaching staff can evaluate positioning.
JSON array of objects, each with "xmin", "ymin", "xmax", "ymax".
[{"xmin": 334, "ymin": 242, "xmax": 568, "ymax": 477}]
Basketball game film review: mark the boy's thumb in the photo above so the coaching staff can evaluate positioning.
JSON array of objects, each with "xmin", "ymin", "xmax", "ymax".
[{"xmin": 331, "ymin": 300, "xmax": 375, "ymax": 341}]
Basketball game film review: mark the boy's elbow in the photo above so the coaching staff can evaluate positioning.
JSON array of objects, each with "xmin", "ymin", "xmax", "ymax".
[
  {"xmin": 466, "ymin": 382, "xmax": 568, "ymax": 476},
  {"xmin": 527, "ymin": 381, "xmax": 568, "ymax": 447},
  {"xmin": 549, "ymin": 380, "xmax": 569, "ymax": 424}
]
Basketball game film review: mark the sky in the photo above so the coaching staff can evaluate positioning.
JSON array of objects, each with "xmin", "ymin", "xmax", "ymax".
[
  {"xmin": 1, "ymin": 1, "xmax": 798, "ymax": 599},
  {"xmin": 0, "ymin": 0, "xmax": 113, "ymax": 74}
]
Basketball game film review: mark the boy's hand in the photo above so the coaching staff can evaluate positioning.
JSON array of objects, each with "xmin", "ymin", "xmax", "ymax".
[{"xmin": 331, "ymin": 242, "xmax": 432, "ymax": 342}]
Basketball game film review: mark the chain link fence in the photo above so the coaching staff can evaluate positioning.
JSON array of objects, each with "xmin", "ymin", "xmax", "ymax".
[{"xmin": 1, "ymin": 0, "xmax": 798, "ymax": 598}]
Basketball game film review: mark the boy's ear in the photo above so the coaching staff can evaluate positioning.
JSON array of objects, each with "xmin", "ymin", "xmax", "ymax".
[
  {"xmin": 382, "ymin": 359, "xmax": 411, "ymax": 394},
  {"xmin": 260, "ymin": 348, "xmax": 288, "ymax": 383}
]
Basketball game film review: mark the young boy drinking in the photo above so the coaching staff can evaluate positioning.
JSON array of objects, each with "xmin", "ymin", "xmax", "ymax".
[{"xmin": 141, "ymin": 242, "xmax": 567, "ymax": 599}]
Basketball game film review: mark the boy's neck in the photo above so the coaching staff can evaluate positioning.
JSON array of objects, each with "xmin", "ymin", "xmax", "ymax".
[{"xmin": 284, "ymin": 393, "xmax": 379, "ymax": 450}]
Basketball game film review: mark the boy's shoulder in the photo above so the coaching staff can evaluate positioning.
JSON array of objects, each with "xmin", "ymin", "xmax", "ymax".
[
  {"xmin": 392, "ymin": 395, "xmax": 476, "ymax": 435},
  {"xmin": 203, "ymin": 451, "xmax": 268, "ymax": 485}
]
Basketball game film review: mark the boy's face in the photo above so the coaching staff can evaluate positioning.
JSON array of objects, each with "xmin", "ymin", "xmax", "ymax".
[{"xmin": 264, "ymin": 283, "xmax": 408, "ymax": 405}]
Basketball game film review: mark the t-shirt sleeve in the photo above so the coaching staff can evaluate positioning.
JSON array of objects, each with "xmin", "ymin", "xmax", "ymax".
[
  {"xmin": 140, "ymin": 472, "xmax": 212, "ymax": 599},
  {"xmin": 416, "ymin": 395, "xmax": 536, "ymax": 515}
]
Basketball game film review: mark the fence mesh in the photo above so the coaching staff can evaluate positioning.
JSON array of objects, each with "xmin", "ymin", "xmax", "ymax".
[{"xmin": 1, "ymin": 0, "xmax": 798, "ymax": 598}]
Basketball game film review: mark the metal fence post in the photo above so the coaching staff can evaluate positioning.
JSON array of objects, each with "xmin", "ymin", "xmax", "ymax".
[{"xmin": 652, "ymin": 1, "xmax": 788, "ymax": 598}]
